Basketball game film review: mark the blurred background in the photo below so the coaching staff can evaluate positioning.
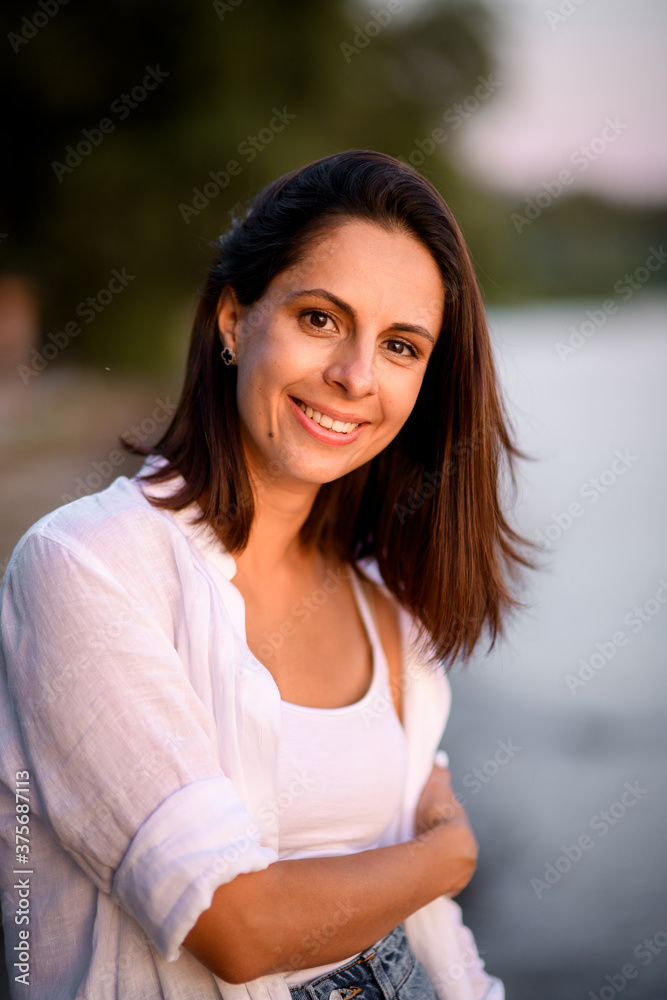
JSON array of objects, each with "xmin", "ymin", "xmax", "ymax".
[{"xmin": 1, "ymin": 0, "xmax": 665, "ymax": 997}]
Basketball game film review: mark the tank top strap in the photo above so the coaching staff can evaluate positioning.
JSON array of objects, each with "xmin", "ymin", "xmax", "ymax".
[{"xmin": 349, "ymin": 570, "xmax": 389, "ymax": 686}]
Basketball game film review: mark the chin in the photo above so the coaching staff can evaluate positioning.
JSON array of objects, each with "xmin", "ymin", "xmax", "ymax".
[{"xmin": 285, "ymin": 457, "xmax": 359, "ymax": 487}]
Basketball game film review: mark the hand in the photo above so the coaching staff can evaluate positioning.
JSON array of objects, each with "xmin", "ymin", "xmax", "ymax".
[
  {"xmin": 415, "ymin": 761, "xmax": 464, "ymax": 834},
  {"xmin": 413, "ymin": 762, "xmax": 478, "ymax": 897}
]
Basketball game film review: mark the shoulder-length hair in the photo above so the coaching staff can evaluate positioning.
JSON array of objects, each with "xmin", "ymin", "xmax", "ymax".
[{"xmin": 130, "ymin": 149, "xmax": 532, "ymax": 666}]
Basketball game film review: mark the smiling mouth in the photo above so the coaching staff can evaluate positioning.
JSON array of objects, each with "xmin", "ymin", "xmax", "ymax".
[{"xmin": 291, "ymin": 398, "xmax": 361, "ymax": 435}]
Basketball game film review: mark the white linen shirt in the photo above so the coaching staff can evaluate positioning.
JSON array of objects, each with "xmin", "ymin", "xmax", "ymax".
[{"xmin": 0, "ymin": 468, "xmax": 503, "ymax": 1000}]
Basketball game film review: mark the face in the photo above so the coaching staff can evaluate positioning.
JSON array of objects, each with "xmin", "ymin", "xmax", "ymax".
[{"xmin": 217, "ymin": 218, "xmax": 445, "ymax": 494}]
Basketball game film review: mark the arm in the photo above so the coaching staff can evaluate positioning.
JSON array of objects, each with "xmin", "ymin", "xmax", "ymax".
[
  {"xmin": 183, "ymin": 807, "xmax": 477, "ymax": 984},
  {"xmin": 0, "ymin": 529, "xmax": 279, "ymax": 964}
]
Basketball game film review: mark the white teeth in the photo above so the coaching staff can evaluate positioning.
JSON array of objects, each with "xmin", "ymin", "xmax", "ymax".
[{"xmin": 296, "ymin": 400, "xmax": 359, "ymax": 435}]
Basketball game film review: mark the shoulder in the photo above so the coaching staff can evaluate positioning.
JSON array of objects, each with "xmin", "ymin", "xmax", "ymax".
[
  {"xmin": 357, "ymin": 556, "xmax": 449, "ymax": 683},
  {"xmin": 356, "ymin": 561, "xmax": 449, "ymax": 729},
  {"xmin": 362, "ymin": 577, "xmax": 401, "ymax": 649},
  {"xmin": 3, "ymin": 472, "xmax": 184, "ymax": 594},
  {"xmin": 355, "ymin": 560, "xmax": 408, "ymax": 714},
  {"xmin": 356, "ymin": 557, "xmax": 418, "ymax": 650}
]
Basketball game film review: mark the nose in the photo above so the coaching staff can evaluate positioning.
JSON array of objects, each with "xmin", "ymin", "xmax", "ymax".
[{"xmin": 323, "ymin": 334, "xmax": 378, "ymax": 398}]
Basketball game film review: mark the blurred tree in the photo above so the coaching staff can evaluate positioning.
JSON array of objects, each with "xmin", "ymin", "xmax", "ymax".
[{"xmin": 1, "ymin": 0, "xmax": 497, "ymax": 371}]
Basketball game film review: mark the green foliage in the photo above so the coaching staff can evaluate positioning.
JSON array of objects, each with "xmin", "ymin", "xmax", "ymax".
[{"xmin": 2, "ymin": 0, "xmax": 499, "ymax": 370}]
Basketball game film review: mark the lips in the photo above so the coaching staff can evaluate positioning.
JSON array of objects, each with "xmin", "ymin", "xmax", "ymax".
[{"xmin": 291, "ymin": 397, "xmax": 363, "ymax": 436}]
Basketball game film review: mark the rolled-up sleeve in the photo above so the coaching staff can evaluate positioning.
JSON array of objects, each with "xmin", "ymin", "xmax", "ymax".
[
  {"xmin": 0, "ymin": 524, "xmax": 277, "ymax": 961},
  {"xmin": 114, "ymin": 776, "xmax": 276, "ymax": 960}
]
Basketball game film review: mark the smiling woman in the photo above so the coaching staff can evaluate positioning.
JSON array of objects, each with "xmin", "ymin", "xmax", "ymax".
[
  {"xmin": 217, "ymin": 221, "xmax": 443, "ymax": 487},
  {"xmin": 0, "ymin": 151, "xmax": 529, "ymax": 999}
]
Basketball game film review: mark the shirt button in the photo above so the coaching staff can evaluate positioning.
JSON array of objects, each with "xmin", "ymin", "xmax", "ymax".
[{"xmin": 329, "ymin": 992, "xmax": 344, "ymax": 1000}]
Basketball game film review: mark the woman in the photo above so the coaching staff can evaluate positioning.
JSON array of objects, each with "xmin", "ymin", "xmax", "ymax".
[{"xmin": 0, "ymin": 151, "xmax": 527, "ymax": 999}]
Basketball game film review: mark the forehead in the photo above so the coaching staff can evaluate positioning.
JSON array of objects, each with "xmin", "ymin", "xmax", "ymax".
[{"xmin": 275, "ymin": 219, "xmax": 445, "ymax": 332}]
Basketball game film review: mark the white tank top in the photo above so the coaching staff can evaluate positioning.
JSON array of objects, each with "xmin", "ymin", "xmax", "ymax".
[{"xmin": 276, "ymin": 571, "xmax": 408, "ymax": 985}]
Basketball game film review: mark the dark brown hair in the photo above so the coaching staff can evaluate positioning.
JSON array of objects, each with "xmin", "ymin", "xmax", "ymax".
[{"xmin": 130, "ymin": 150, "xmax": 532, "ymax": 666}]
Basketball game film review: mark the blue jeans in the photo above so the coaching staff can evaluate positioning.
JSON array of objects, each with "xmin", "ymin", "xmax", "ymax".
[{"xmin": 288, "ymin": 923, "xmax": 438, "ymax": 1000}]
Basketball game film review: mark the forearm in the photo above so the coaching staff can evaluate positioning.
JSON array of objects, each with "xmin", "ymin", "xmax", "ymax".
[{"xmin": 184, "ymin": 823, "xmax": 468, "ymax": 983}]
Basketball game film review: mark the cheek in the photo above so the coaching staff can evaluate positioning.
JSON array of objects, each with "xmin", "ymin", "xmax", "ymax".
[
  {"xmin": 234, "ymin": 362, "xmax": 269, "ymax": 436},
  {"xmin": 238, "ymin": 323, "xmax": 322, "ymax": 405},
  {"xmin": 235, "ymin": 340, "xmax": 302, "ymax": 433},
  {"xmin": 236, "ymin": 336, "xmax": 280, "ymax": 400},
  {"xmin": 381, "ymin": 371, "xmax": 425, "ymax": 429}
]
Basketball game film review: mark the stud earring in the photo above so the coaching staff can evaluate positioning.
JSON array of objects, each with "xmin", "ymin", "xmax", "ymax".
[{"xmin": 221, "ymin": 346, "xmax": 236, "ymax": 366}]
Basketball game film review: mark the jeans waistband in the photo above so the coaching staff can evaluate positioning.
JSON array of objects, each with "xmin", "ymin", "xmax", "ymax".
[{"xmin": 288, "ymin": 923, "xmax": 415, "ymax": 1000}]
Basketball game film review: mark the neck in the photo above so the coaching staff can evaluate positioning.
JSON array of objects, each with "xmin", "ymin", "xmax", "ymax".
[{"xmin": 234, "ymin": 472, "xmax": 321, "ymax": 580}]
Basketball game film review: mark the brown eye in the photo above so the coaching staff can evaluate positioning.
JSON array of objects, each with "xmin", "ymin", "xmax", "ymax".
[
  {"xmin": 303, "ymin": 310, "xmax": 336, "ymax": 331},
  {"xmin": 386, "ymin": 339, "xmax": 419, "ymax": 359}
]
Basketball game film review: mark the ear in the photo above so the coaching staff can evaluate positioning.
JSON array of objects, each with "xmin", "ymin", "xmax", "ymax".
[{"xmin": 216, "ymin": 286, "xmax": 243, "ymax": 355}]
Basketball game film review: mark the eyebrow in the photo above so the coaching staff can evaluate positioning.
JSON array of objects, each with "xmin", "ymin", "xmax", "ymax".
[{"xmin": 286, "ymin": 287, "xmax": 436, "ymax": 345}]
